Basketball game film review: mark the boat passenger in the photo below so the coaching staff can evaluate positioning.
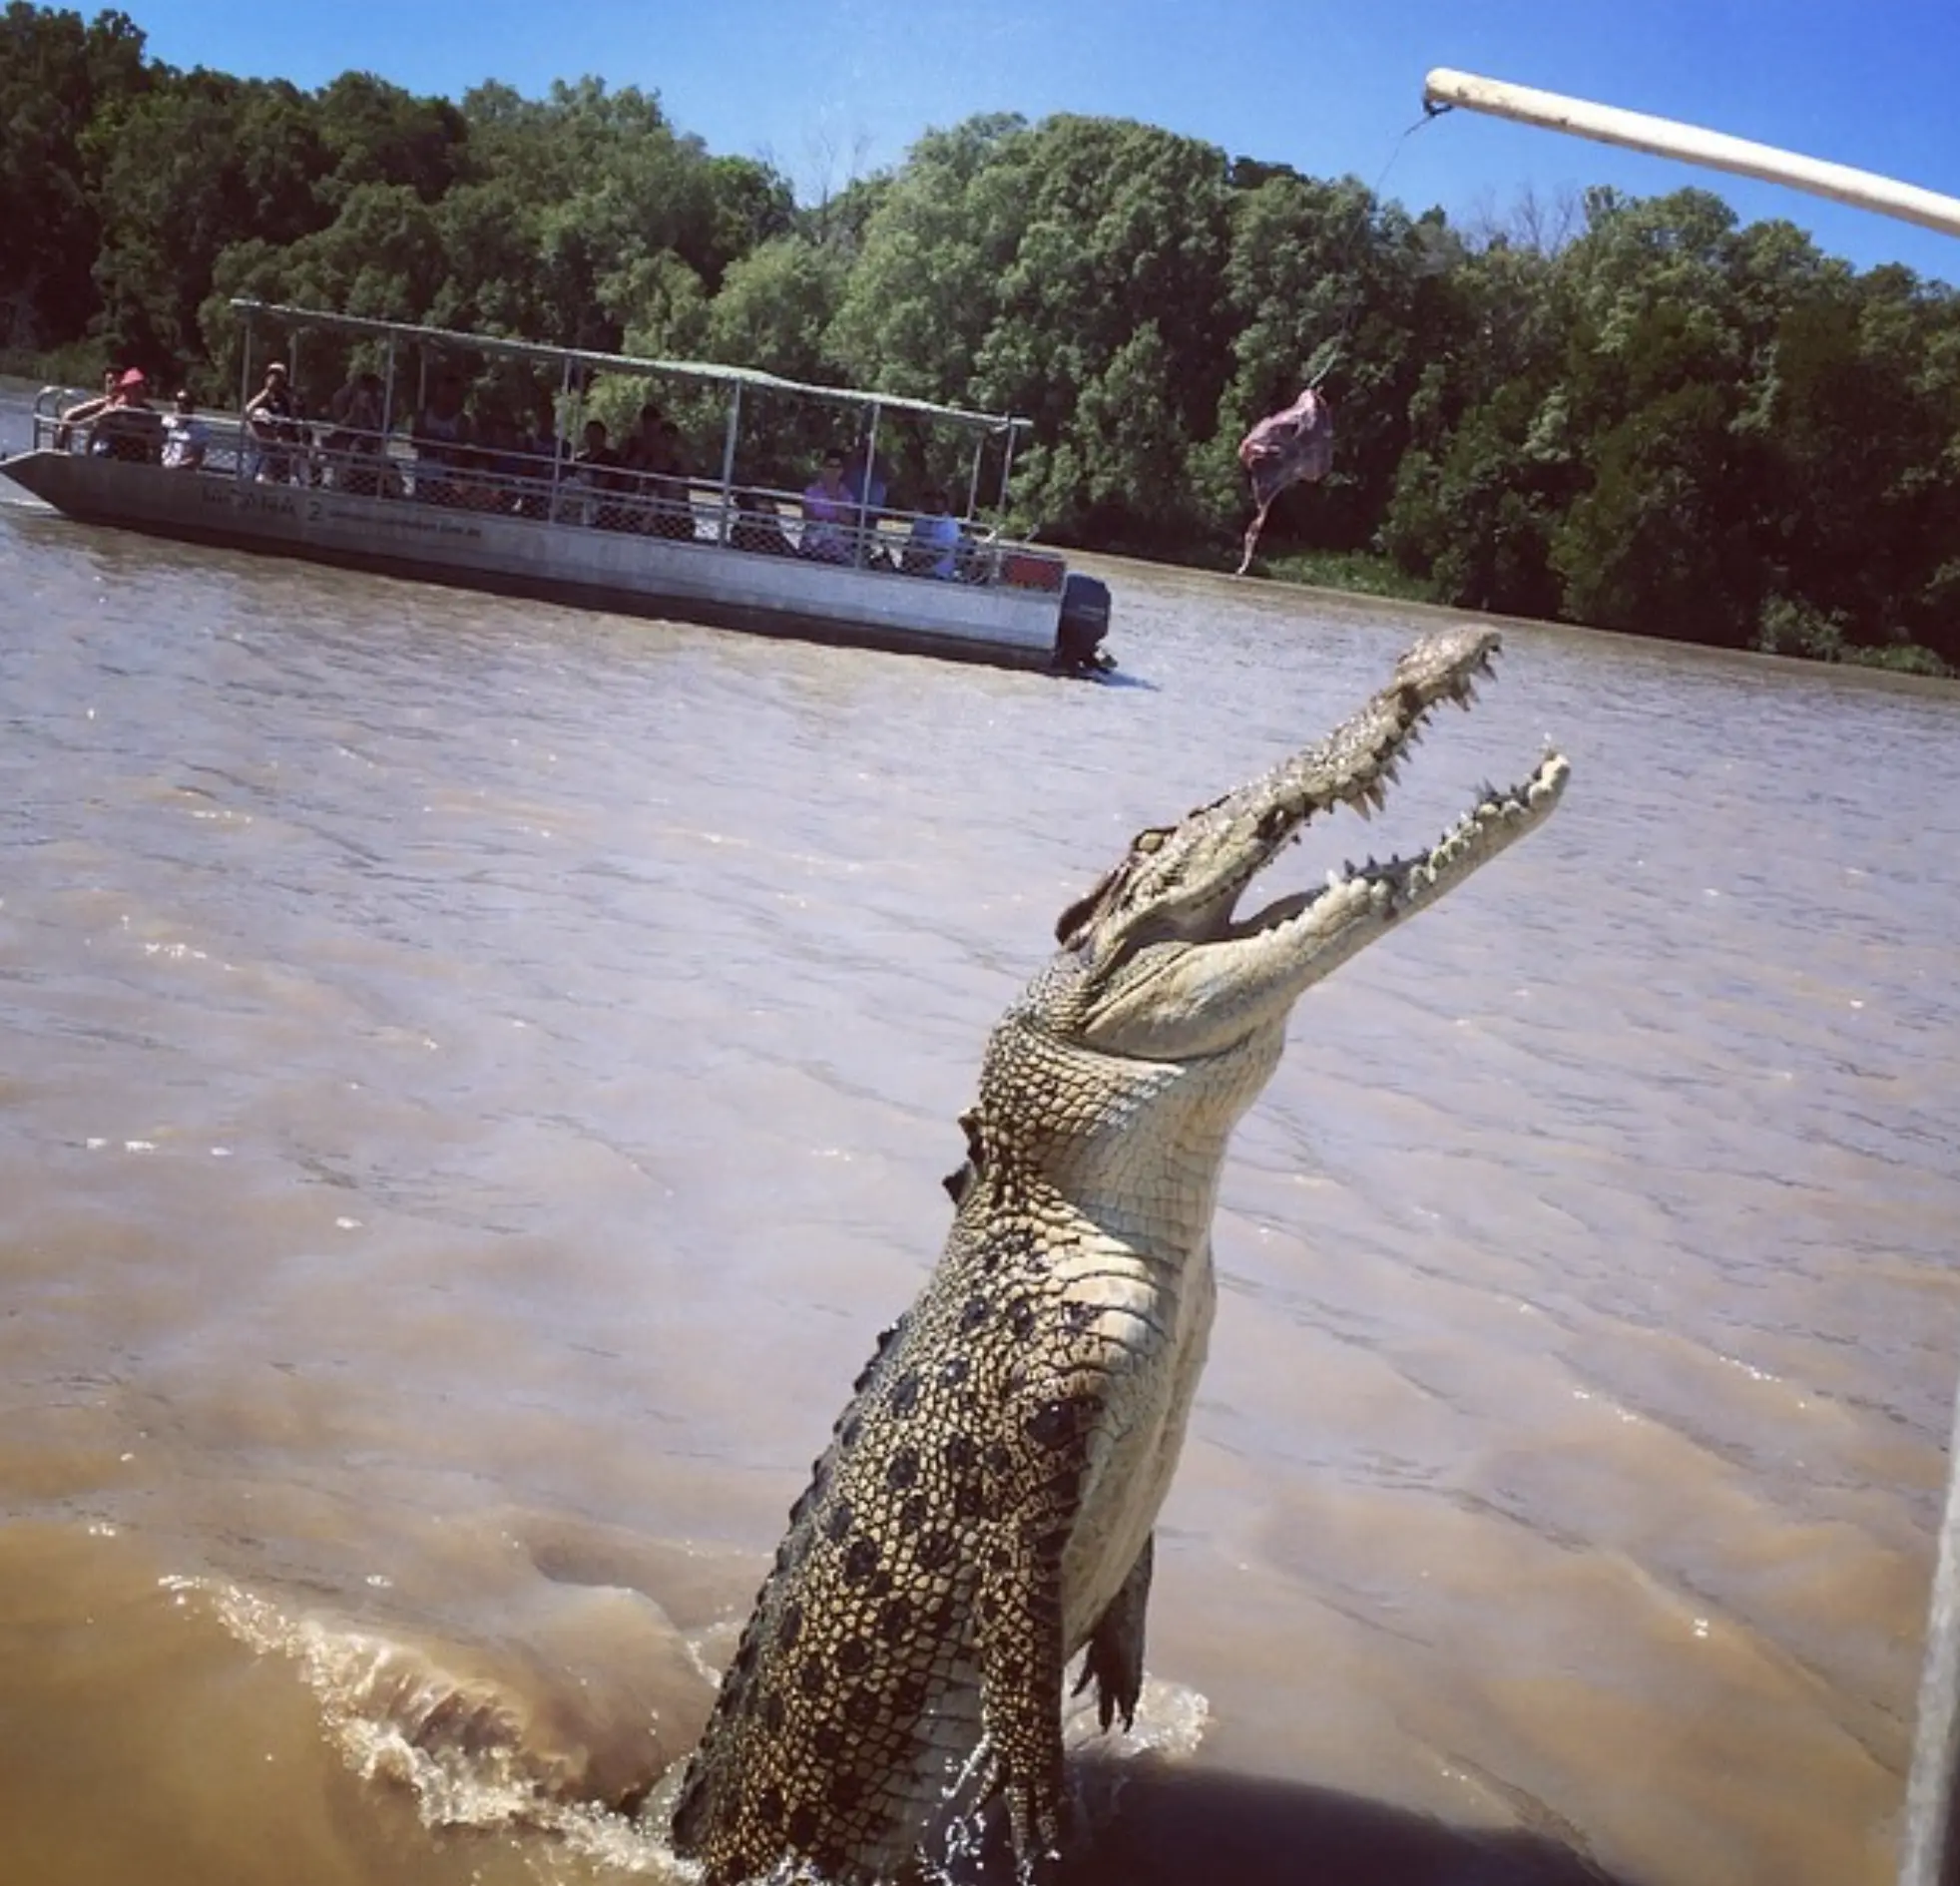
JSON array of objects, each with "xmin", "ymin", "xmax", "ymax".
[
  {"xmin": 621, "ymin": 405, "xmax": 692, "ymax": 537},
  {"xmin": 730, "ymin": 489, "xmax": 792, "ymax": 557},
  {"xmin": 619, "ymin": 402, "xmax": 667, "ymax": 531},
  {"xmin": 842, "ymin": 437, "xmax": 896, "ymax": 565},
  {"xmin": 652, "ymin": 419, "xmax": 694, "ymax": 539},
  {"xmin": 244, "ymin": 362, "xmax": 306, "ymax": 482},
  {"xmin": 53, "ymin": 368, "xmax": 119, "ymax": 450},
  {"xmin": 842, "ymin": 438, "xmax": 890, "ymax": 514},
  {"xmin": 477, "ymin": 410, "xmax": 542, "ymax": 513},
  {"xmin": 903, "ymin": 488, "xmax": 963, "ymax": 578},
  {"xmin": 799, "ymin": 450, "xmax": 853, "ymax": 563},
  {"xmin": 86, "ymin": 369, "xmax": 165, "ymax": 465},
  {"xmin": 575, "ymin": 419, "xmax": 632, "ymax": 531},
  {"xmin": 322, "ymin": 372, "xmax": 385, "ymax": 494},
  {"xmin": 161, "ymin": 388, "xmax": 210, "ymax": 471},
  {"xmin": 622, "ymin": 403, "xmax": 665, "ymax": 469},
  {"xmin": 325, "ymin": 371, "xmax": 383, "ymax": 435},
  {"xmin": 510, "ymin": 411, "xmax": 561, "ymax": 519},
  {"xmin": 412, "ymin": 373, "xmax": 473, "ymax": 507},
  {"xmin": 443, "ymin": 443, "xmax": 493, "ymax": 513}
]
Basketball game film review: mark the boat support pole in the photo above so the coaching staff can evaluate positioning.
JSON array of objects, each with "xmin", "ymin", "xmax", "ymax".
[
  {"xmin": 1421, "ymin": 69, "xmax": 1960, "ymax": 239},
  {"xmin": 549, "ymin": 354, "xmax": 572, "ymax": 521},
  {"xmin": 563, "ymin": 360, "xmax": 586, "ymax": 524},
  {"xmin": 964, "ymin": 434, "xmax": 985, "ymax": 526},
  {"xmin": 855, "ymin": 400, "xmax": 881, "ymax": 568},
  {"xmin": 996, "ymin": 422, "xmax": 1020, "ymax": 523},
  {"xmin": 718, "ymin": 382, "xmax": 741, "ymax": 543},
  {"xmin": 236, "ymin": 313, "xmax": 253, "ymax": 483},
  {"xmin": 380, "ymin": 334, "xmax": 397, "ymax": 454}
]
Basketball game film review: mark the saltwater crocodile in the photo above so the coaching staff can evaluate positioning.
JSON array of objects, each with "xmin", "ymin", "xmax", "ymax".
[{"xmin": 667, "ymin": 628, "xmax": 1570, "ymax": 1885}]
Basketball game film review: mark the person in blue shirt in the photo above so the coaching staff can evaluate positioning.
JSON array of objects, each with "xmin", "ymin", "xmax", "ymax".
[
  {"xmin": 904, "ymin": 487, "xmax": 961, "ymax": 579},
  {"xmin": 841, "ymin": 437, "xmax": 890, "ymax": 514},
  {"xmin": 799, "ymin": 449, "xmax": 854, "ymax": 562}
]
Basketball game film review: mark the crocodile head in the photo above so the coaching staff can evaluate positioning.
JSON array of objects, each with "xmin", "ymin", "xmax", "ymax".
[{"xmin": 1044, "ymin": 628, "xmax": 1569, "ymax": 1062}]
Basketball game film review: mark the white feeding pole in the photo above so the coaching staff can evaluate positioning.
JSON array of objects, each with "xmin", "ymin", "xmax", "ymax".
[{"xmin": 1423, "ymin": 68, "xmax": 1960, "ymax": 239}]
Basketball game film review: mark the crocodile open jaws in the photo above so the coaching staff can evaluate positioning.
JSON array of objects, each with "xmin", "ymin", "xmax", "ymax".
[{"xmin": 667, "ymin": 628, "xmax": 1570, "ymax": 1885}]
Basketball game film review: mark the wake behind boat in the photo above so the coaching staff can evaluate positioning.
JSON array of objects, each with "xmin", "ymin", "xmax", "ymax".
[{"xmin": 0, "ymin": 300, "xmax": 1115, "ymax": 676}]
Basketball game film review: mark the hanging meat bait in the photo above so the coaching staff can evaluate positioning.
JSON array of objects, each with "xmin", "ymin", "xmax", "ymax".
[{"xmin": 1234, "ymin": 385, "xmax": 1335, "ymax": 577}]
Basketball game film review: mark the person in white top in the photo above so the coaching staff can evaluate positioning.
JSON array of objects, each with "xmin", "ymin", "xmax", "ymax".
[{"xmin": 161, "ymin": 388, "xmax": 210, "ymax": 471}]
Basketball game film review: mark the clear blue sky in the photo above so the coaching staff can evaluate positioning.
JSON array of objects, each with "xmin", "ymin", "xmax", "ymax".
[{"xmin": 125, "ymin": 0, "xmax": 1960, "ymax": 284}]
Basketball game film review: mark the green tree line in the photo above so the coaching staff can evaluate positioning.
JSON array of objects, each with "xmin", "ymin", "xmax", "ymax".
[{"xmin": 5, "ymin": 2, "xmax": 1957, "ymax": 672}]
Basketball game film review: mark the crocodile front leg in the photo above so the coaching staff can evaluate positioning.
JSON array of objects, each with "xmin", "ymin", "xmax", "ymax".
[
  {"xmin": 972, "ymin": 1387, "xmax": 1106, "ymax": 1881},
  {"xmin": 975, "ymin": 1528, "xmax": 1067, "ymax": 1880},
  {"xmin": 1073, "ymin": 1533, "xmax": 1151, "ymax": 1731}
]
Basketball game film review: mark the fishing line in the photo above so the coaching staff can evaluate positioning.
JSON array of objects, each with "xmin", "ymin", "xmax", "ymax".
[
  {"xmin": 1308, "ymin": 106, "xmax": 1449, "ymax": 389},
  {"xmin": 1232, "ymin": 108, "xmax": 1445, "ymax": 574}
]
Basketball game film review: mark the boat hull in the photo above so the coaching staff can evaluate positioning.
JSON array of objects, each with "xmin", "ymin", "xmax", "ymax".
[{"xmin": 0, "ymin": 451, "xmax": 1068, "ymax": 669}]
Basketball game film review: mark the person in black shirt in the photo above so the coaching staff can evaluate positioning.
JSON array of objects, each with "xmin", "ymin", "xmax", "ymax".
[
  {"xmin": 244, "ymin": 361, "xmax": 306, "ymax": 483},
  {"xmin": 575, "ymin": 418, "xmax": 632, "ymax": 531}
]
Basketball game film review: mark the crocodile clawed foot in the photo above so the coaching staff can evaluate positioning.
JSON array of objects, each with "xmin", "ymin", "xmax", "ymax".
[
  {"xmin": 996, "ymin": 1772, "xmax": 1069, "ymax": 1886},
  {"xmin": 1070, "ymin": 1645, "xmax": 1139, "ymax": 1734}
]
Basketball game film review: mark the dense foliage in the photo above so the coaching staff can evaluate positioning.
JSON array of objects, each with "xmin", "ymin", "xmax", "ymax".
[{"xmin": 5, "ymin": 3, "xmax": 1957, "ymax": 671}]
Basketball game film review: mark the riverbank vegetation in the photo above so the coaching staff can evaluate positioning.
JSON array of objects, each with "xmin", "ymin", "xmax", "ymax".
[{"xmin": 4, "ymin": 3, "xmax": 1956, "ymax": 673}]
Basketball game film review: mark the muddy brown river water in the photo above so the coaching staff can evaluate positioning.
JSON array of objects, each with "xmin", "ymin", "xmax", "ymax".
[{"xmin": 3, "ymin": 424, "xmax": 1959, "ymax": 1885}]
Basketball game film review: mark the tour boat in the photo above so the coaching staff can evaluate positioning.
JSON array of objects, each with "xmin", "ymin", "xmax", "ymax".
[{"xmin": 0, "ymin": 299, "xmax": 1115, "ymax": 675}]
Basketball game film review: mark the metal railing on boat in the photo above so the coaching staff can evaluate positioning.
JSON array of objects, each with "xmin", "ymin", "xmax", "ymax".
[{"xmin": 25, "ymin": 390, "xmax": 1068, "ymax": 596}]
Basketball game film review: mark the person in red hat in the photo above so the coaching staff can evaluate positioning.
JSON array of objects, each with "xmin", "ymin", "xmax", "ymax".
[
  {"xmin": 54, "ymin": 367, "xmax": 123, "ymax": 449},
  {"xmin": 55, "ymin": 366, "xmax": 161, "ymax": 460}
]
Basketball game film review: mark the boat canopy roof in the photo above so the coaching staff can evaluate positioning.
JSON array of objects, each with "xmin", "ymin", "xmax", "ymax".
[{"xmin": 231, "ymin": 299, "xmax": 1032, "ymax": 437}]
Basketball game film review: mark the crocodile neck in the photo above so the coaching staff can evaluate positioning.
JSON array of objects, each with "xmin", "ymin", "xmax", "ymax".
[{"xmin": 976, "ymin": 977, "xmax": 1290, "ymax": 1266}]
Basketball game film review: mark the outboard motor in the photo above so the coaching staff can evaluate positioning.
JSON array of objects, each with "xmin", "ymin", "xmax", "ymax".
[{"xmin": 1054, "ymin": 572, "xmax": 1114, "ymax": 677}]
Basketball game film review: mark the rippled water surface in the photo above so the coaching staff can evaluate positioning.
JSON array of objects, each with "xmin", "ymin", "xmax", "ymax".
[{"xmin": 4, "ymin": 430, "xmax": 1960, "ymax": 1886}]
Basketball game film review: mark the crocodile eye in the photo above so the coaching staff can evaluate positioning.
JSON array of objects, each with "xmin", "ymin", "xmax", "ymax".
[
  {"xmin": 1133, "ymin": 827, "xmax": 1171, "ymax": 854},
  {"xmin": 1256, "ymin": 804, "xmax": 1292, "ymax": 841},
  {"xmin": 1055, "ymin": 864, "xmax": 1122, "ymax": 944}
]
